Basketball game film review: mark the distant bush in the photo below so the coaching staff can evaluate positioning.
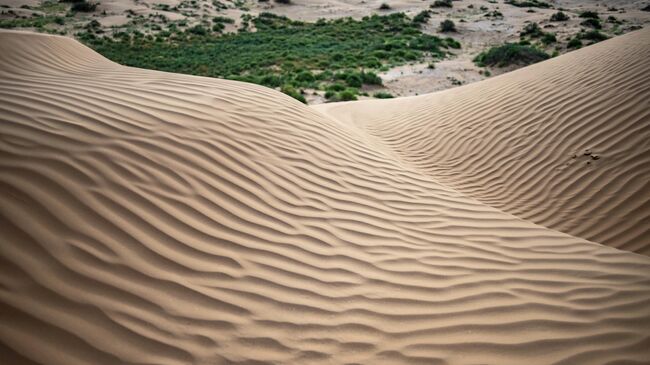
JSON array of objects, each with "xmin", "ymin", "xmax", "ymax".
[
  {"xmin": 444, "ymin": 37, "xmax": 461, "ymax": 49},
  {"xmin": 439, "ymin": 19, "xmax": 456, "ymax": 32},
  {"xmin": 70, "ymin": 0, "xmax": 97, "ymax": 12},
  {"xmin": 643, "ymin": 5, "xmax": 650, "ymax": 11},
  {"xmin": 520, "ymin": 22, "xmax": 544, "ymax": 38},
  {"xmin": 541, "ymin": 32, "xmax": 556, "ymax": 44},
  {"xmin": 484, "ymin": 10, "xmax": 504, "ymax": 18},
  {"xmin": 549, "ymin": 11, "xmax": 569, "ymax": 21},
  {"xmin": 338, "ymin": 90, "xmax": 357, "ymax": 101},
  {"xmin": 431, "ymin": 0, "xmax": 452, "ymax": 8},
  {"xmin": 505, "ymin": 0, "xmax": 550, "ymax": 8},
  {"xmin": 606, "ymin": 16, "xmax": 621, "ymax": 24},
  {"xmin": 379, "ymin": 3, "xmax": 391, "ymax": 10},
  {"xmin": 580, "ymin": 18, "xmax": 601, "ymax": 29},
  {"xmin": 275, "ymin": 0, "xmax": 291, "ymax": 4},
  {"xmin": 187, "ymin": 25, "xmax": 208, "ymax": 35},
  {"xmin": 579, "ymin": 30, "xmax": 608, "ymax": 42},
  {"xmin": 579, "ymin": 11, "xmax": 599, "ymax": 19},
  {"xmin": 412, "ymin": 10, "xmax": 431, "ymax": 24},
  {"xmin": 474, "ymin": 43, "xmax": 549, "ymax": 67},
  {"xmin": 213, "ymin": 16, "xmax": 235, "ymax": 24},
  {"xmin": 373, "ymin": 92, "xmax": 394, "ymax": 99},
  {"xmin": 281, "ymin": 85, "xmax": 306, "ymax": 103},
  {"xmin": 567, "ymin": 37, "xmax": 582, "ymax": 48}
]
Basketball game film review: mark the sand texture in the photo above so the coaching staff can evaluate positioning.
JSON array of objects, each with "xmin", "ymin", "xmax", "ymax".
[
  {"xmin": 316, "ymin": 29, "xmax": 650, "ymax": 255},
  {"xmin": 1, "ymin": 29, "xmax": 650, "ymax": 365}
]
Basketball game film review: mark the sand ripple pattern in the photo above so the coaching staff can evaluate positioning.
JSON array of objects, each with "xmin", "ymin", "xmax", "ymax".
[
  {"xmin": 317, "ymin": 28, "xmax": 650, "ymax": 255},
  {"xmin": 1, "ymin": 31, "xmax": 650, "ymax": 365}
]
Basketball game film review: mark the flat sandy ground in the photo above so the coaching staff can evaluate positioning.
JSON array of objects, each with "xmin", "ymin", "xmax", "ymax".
[{"xmin": 1, "ymin": 26, "xmax": 650, "ymax": 364}]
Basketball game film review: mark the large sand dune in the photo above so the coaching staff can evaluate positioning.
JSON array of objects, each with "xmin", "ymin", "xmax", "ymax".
[
  {"xmin": 1, "ymin": 29, "xmax": 650, "ymax": 365},
  {"xmin": 316, "ymin": 31, "xmax": 650, "ymax": 255}
]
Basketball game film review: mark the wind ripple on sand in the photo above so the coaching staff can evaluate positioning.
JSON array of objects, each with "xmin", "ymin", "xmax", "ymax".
[
  {"xmin": 317, "ymin": 28, "xmax": 650, "ymax": 255},
  {"xmin": 1, "ymin": 30, "xmax": 650, "ymax": 365}
]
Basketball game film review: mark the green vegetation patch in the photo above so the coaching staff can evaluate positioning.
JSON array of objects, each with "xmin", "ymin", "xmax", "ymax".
[
  {"xmin": 505, "ymin": 0, "xmax": 551, "ymax": 8},
  {"xmin": 82, "ymin": 12, "xmax": 456, "ymax": 103},
  {"xmin": 474, "ymin": 43, "xmax": 549, "ymax": 67}
]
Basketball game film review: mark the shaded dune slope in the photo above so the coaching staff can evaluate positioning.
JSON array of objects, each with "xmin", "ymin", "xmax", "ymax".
[
  {"xmin": 317, "ymin": 28, "xmax": 650, "ymax": 255},
  {"xmin": 1, "ymin": 31, "xmax": 650, "ymax": 365}
]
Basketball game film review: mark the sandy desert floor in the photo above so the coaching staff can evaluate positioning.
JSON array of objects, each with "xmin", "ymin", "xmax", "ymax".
[
  {"xmin": 2, "ymin": 0, "xmax": 650, "ymax": 102},
  {"xmin": 1, "ymin": 25, "xmax": 650, "ymax": 365}
]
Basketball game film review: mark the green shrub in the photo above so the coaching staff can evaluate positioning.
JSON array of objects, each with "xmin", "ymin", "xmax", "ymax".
[
  {"xmin": 345, "ymin": 73, "xmax": 363, "ymax": 87},
  {"xmin": 541, "ymin": 32, "xmax": 556, "ymax": 44},
  {"xmin": 431, "ymin": 0, "xmax": 452, "ymax": 8},
  {"xmin": 281, "ymin": 85, "xmax": 306, "ymax": 103},
  {"xmin": 338, "ymin": 90, "xmax": 357, "ymax": 101},
  {"xmin": 505, "ymin": 0, "xmax": 550, "ymax": 8},
  {"xmin": 485, "ymin": 10, "xmax": 504, "ymax": 18},
  {"xmin": 439, "ymin": 19, "xmax": 456, "ymax": 32},
  {"xmin": 567, "ymin": 37, "xmax": 582, "ymax": 48},
  {"xmin": 579, "ymin": 30, "xmax": 608, "ymax": 42},
  {"xmin": 445, "ymin": 37, "xmax": 461, "ymax": 49},
  {"xmin": 70, "ymin": 1, "xmax": 96, "ymax": 12},
  {"xmin": 580, "ymin": 18, "xmax": 601, "ymax": 29},
  {"xmin": 549, "ymin": 11, "xmax": 569, "ymax": 21},
  {"xmin": 412, "ymin": 10, "xmax": 431, "ymax": 24},
  {"xmin": 373, "ymin": 92, "xmax": 394, "ymax": 98},
  {"xmin": 579, "ymin": 11, "xmax": 599, "ymax": 19},
  {"xmin": 361, "ymin": 71, "xmax": 382, "ymax": 85},
  {"xmin": 474, "ymin": 43, "xmax": 549, "ymax": 67},
  {"xmin": 520, "ymin": 22, "xmax": 544, "ymax": 38}
]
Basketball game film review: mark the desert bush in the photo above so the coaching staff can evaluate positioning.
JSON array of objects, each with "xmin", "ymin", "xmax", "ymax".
[
  {"xmin": 444, "ymin": 37, "xmax": 461, "ymax": 49},
  {"xmin": 379, "ymin": 3, "xmax": 391, "ymax": 10},
  {"xmin": 520, "ymin": 22, "xmax": 544, "ymax": 37},
  {"xmin": 70, "ymin": 0, "xmax": 96, "ymax": 12},
  {"xmin": 439, "ymin": 19, "xmax": 456, "ymax": 32},
  {"xmin": 373, "ymin": 92, "xmax": 394, "ymax": 98},
  {"xmin": 579, "ymin": 30, "xmax": 608, "ymax": 42},
  {"xmin": 338, "ymin": 90, "xmax": 358, "ymax": 101},
  {"xmin": 505, "ymin": 0, "xmax": 550, "ymax": 8},
  {"xmin": 541, "ymin": 32, "xmax": 556, "ymax": 44},
  {"xmin": 474, "ymin": 43, "xmax": 549, "ymax": 67},
  {"xmin": 567, "ymin": 37, "xmax": 582, "ymax": 48},
  {"xmin": 431, "ymin": 0, "xmax": 452, "ymax": 8},
  {"xmin": 606, "ymin": 16, "xmax": 621, "ymax": 24},
  {"xmin": 412, "ymin": 10, "xmax": 431, "ymax": 24},
  {"xmin": 281, "ymin": 85, "xmax": 306, "ymax": 103},
  {"xmin": 580, "ymin": 18, "xmax": 601, "ymax": 29},
  {"xmin": 485, "ymin": 10, "xmax": 504, "ymax": 18},
  {"xmin": 579, "ymin": 11, "xmax": 599, "ymax": 19},
  {"xmin": 549, "ymin": 11, "xmax": 569, "ymax": 21}
]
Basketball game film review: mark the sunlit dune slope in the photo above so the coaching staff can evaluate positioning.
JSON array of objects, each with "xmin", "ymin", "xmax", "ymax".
[
  {"xmin": 316, "ymin": 28, "xmax": 650, "ymax": 255},
  {"xmin": 1, "ymin": 30, "xmax": 650, "ymax": 365}
]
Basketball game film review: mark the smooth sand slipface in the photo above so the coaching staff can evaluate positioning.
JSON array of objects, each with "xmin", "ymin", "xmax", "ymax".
[{"xmin": 1, "ymin": 30, "xmax": 650, "ymax": 365}]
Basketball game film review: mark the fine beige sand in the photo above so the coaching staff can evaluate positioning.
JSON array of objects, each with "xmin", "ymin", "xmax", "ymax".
[
  {"xmin": 315, "ymin": 28, "xmax": 650, "ymax": 255},
  {"xmin": 1, "ymin": 29, "xmax": 650, "ymax": 365}
]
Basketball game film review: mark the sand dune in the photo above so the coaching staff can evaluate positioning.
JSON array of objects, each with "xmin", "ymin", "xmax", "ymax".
[
  {"xmin": 1, "ymin": 29, "xmax": 650, "ymax": 365},
  {"xmin": 317, "ymin": 29, "xmax": 650, "ymax": 255}
]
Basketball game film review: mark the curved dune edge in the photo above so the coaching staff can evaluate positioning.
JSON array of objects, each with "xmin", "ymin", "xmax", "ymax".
[
  {"xmin": 315, "ymin": 28, "xmax": 650, "ymax": 256},
  {"xmin": 1, "ymin": 30, "xmax": 650, "ymax": 365}
]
